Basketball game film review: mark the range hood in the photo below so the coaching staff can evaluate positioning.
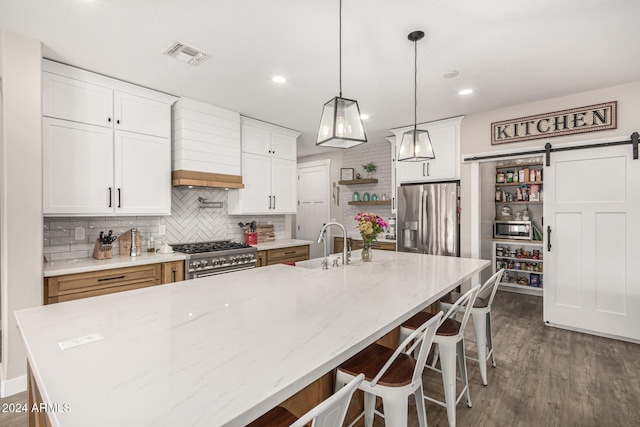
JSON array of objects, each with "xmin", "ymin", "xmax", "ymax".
[
  {"xmin": 172, "ymin": 97, "xmax": 244, "ymax": 189},
  {"xmin": 172, "ymin": 170, "xmax": 244, "ymax": 189}
]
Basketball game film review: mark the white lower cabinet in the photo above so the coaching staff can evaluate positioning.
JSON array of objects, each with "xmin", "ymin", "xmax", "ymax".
[{"xmin": 43, "ymin": 118, "xmax": 171, "ymax": 215}]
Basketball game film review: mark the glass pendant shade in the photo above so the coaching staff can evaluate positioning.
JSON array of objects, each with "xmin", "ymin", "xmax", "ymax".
[
  {"xmin": 398, "ymin": 128, "xmax": 435, "ymax": 161},
  {"xmin": 316, "ymin": 96, "xmax": 367, "ymax": 148}
]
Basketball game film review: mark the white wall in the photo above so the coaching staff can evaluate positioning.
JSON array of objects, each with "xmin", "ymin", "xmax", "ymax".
[
  {"xmin": 0, "ymin": 31, "xmax": 43, "ymax": 396},
  {"xmin": 459, "ymin": 81, "xmax": 640, "ymax": 261}
]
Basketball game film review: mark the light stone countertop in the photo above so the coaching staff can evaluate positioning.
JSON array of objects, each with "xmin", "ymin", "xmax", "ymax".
[
  {"xmin": 254, "ymin": 238, "xmax": 313, "ymax": 250},
  {"xmin": 43, "ymin": 252, "xmax": 188, "ymax": 277},
  {"xmin": 17, "ymin": 250, "xmax": 489, "ymax": 427}
]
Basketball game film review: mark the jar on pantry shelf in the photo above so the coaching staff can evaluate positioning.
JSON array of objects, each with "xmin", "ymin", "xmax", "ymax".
[
  {"xmin": 506, "ymin": 170, "xmax": 514, "ymax": 182},
  {"xmin": 496, "ymin": 187, "xmax": 502, "ymax": 202},
  {"xmin": 496, "ymin": 247, "xmax": 504, "ymax": 257},
  {"xmin": 530, "ymin": 169, "xmax": 536, "ymax": 182},
  {"xmin": 496, "ymin": 172, "xmax": 505, "ymax": 183}
]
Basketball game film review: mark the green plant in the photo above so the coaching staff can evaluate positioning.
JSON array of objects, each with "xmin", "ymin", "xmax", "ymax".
[{"xmin": 362, "ymin": 161, "xmax": 377, "ymax": 173}]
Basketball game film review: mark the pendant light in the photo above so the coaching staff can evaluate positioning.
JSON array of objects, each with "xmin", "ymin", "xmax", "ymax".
[
  {"xmin": 316, "ymin": 0, "xmax": 367, "ymax": 148},
  {"xmin": 398, "ymin": 30, "xmax": 435, "ymax": 161}
]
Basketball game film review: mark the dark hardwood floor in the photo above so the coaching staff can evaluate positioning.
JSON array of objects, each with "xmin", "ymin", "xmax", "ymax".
[
  {"xmin": 375, "ymin": 291, "xmax": 640, "ymax": 427},
  {"xmin": 1, "ymin": 291, "xmax": 638, "ymax": 427}
]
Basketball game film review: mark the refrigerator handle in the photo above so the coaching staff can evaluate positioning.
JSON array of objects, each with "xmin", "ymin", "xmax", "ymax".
[{"xmin": 420, "ymin": 190, "xmax": 428, "ymax": 253}]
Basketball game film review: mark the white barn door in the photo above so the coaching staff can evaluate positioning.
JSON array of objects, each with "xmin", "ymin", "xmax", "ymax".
[{"xmin": 544, "ymin": 145, "xmax": 640, "ymax": 341}]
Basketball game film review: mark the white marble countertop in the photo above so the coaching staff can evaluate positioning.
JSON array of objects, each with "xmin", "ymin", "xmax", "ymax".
[
  {"xmin": 17, "ymin": 251, "xmax": 489, "ymax": 427},
  {"xmin": 254, "ymin": 238, "xmax": 313, "ymax": 250},
  {"xmin": 43, "ymin": 252, "xmax": 187, "ymax": 277}
]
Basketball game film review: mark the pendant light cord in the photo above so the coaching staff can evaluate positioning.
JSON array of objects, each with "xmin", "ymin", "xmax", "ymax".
[
  {"xmin": 413, "ymin": 37, "xmax": 417, "ymax": 132},
  {"xmin": 339, "ymin": 0, "xmax": 342, "ymax": 97}
]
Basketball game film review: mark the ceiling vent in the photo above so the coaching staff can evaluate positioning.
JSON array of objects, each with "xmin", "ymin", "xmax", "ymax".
[{"xmin": 163, "ymin": 42, "xmax": 211, "ymax": 66}]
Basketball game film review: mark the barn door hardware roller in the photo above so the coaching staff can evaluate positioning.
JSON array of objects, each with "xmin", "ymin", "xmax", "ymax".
[{"xmin": 544, "ymin": 132, "xmax": 640, "ymax": 166}]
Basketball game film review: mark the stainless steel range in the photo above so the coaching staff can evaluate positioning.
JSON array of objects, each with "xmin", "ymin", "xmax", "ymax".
[{"xmin": 170, "ymin": 241, "xmax": 257, "ymax": 279}]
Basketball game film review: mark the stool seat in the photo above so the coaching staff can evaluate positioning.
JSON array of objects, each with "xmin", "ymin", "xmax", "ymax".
[
  {"xmin": 402, "ymin": 311, "xmax": 461, "ymax": 336},
  {"xmin": 339, "ymin": 343, "xmax": 416, "ymax": 387},
  {"xmin": 440, "ymin": 291, "xmax": 489, "ymax": 308},
  {"xmin": 247, "ymin": 406, "xmax": 298, "ymax": 427}
]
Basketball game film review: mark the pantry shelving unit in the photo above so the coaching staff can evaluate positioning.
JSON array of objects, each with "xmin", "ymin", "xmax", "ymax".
[{"xmin": 493, "ymin": 160, "xmax": 544, "ymax": 296}]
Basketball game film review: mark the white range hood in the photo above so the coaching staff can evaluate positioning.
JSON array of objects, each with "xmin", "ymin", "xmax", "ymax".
[{"xmin": 172, "ymin": 97, "xmax": 244, "ymax": 189}]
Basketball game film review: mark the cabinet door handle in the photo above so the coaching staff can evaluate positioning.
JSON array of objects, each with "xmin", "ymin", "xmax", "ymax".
[
  {"xmin": 108, "ymin": 187, "xmax": 112, "ymax": 207},
  {"xmin": 98, "ymin": 275, "xmax": 125, "ymax": 282},
  {"xmin": 273, "ymin": 196, "xmax": 276, "ymax": 209},
  {"xmin": 118, "ymin": 188, "xmax": 122, "ymax": 208},
  {"xmin": 422, "ymin": 163, "xmax": 426, "ymax": 176},
  {"xmin": 547, "ymin": 226, "xmax": 552, "ymax": 252},
  {"xmin": 269, "ymin": 195, "xmax": 272, "ymax": 209}
]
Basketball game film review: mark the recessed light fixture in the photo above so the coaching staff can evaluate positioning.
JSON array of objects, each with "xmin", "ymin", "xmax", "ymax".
[
  {"xmin": 459, "ymin": 89, "xmax": 473, "ymax": 95},
  {"xmin": 443, "ymin": 70, "xmax": 459, "ymax": 79},
  {"xmin": 360, "ymin": 114, "xmax": 370, "ymax": 120},
  {"xmin": 272, "ymin": 76, "xmax": 287, "ymax": 83}
]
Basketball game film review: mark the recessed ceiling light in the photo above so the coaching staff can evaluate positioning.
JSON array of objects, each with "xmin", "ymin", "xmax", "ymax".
[
  {"xmin": 443, "ymin": 70, "xmax": 459, "ymax": 79},
  {"xmin": 360, "ymin": 114, "xmax": 370, "ymax": 120},
  {"xmin": 459, "ymin": 89, "xmax": 473, "ymax": 95},
  {"xmin": 272, "ymin": 76, "xmax": 287, "ymax": 83}
]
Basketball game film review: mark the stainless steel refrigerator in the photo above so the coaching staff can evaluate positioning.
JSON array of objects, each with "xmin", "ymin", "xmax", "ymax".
[{"xmin": 397, "ymin": 182, "xmax": 460, "ymax": 256}]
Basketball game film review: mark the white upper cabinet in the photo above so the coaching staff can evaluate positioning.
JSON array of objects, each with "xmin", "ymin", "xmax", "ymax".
[
  {"xmin": 114, "ymin": 131, "xmax": 171, "ymax": 215},
  {"xmin": 43, "ymin": 118, "xmax": 114, "ymax": 215},
  {"xmin": 391, "ymin": 116, "xmax": 464, "ymax": 184},
  {"xmin": 43, "ymin": 72, "xmax": 113, "ymax": 128},
  {"xmin": 228, "ymin": 117, "xmax": 300, "ymax": 214},
  {"xmin": 42, "ymin": 60, "xmax": 176, "ymax": 216},
  {"xmin": 113, "ymin": 91, "xmax": 171, "ymax": 137}
]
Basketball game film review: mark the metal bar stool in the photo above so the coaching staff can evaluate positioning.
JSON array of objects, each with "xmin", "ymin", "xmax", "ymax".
[{"xmin": 399, "ymin": 285, "xmax": 481, "ymax": 427}]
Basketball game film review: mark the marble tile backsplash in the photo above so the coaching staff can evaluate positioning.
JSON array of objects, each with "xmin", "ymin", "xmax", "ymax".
[{"xmin": 44, "ymin": 187, "xmax": 286, "ymax": 261}]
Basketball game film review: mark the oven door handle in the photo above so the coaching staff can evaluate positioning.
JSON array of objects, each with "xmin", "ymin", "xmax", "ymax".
[{"xmin": 190, "ymin": 264, "xmax": 255, "ymax": 279}]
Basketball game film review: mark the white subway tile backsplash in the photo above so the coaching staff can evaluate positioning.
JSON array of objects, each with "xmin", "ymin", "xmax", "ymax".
[
  {"xmin": 43, "ymin": 189, "xmax": 288, "ymax": 259},
  {"xmin": 50, "ymin": 236, "xmax": 88, "ymax": 245},
  {"xmin": 44, "ymin": 229, "xmax": 70, "ymax": 238}
]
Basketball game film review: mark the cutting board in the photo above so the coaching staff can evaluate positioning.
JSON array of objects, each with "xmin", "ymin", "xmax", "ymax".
[
  {"xmin": 256, "ymin": 224, "xmax": 275, "ymax": 242},
  {"xmin": 119, "ymin": 229, "xmax": 143, "ymax": 255}
]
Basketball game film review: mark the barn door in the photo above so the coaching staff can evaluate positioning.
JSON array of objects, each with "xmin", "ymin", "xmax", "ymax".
[{"xmin": 544, "ymin": 145, "xmax": 640, "ymax": 341}]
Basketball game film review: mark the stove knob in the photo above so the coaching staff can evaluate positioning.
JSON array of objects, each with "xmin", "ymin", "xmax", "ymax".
[
  {"xmin": 193, "ymin": 261, "xmax": 201, "ymax": 269},
  {"xmin": 201, "ymin": 260, "xmax": 209, "ymax": 267}
]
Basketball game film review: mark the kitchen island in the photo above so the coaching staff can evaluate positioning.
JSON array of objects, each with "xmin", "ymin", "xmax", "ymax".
[{"xmin": 15, "ymin": 250, "xmax": 489, "ymax": 426}]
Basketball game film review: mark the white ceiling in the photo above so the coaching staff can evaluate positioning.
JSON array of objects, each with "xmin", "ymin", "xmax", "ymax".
[{"xmin": 2, "ymin": 0, "xmax": 639, "ymax": 157}]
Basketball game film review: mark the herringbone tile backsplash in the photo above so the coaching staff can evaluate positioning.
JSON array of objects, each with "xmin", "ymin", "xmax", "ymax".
[{"xmin": 44, "ymin": 187, "xmax": 286, "ymax": 261}]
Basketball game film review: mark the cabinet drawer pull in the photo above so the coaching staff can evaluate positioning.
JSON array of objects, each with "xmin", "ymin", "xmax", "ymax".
[
  {"xmin": 284, "ymin": 251, "xmax": 296, "ymax": 255},
  {"xmin": 98, "ymin": 275, "xmax": 125, "ymax": 282}
]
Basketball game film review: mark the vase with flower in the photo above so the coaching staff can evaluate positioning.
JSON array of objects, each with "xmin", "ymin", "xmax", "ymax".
[{"xmin": 354, "ymin": 212, "xmax": 388, "ymax": 262}]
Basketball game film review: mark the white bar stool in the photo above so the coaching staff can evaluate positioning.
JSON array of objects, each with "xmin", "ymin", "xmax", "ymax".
[
  {"xmin": 399, "ymin": 285, "xmax": 481, "ymax": 427},
  {"xmin": 335, "ymin": 311, "xmax": 443, "ymax": 427},
  {"xmin": 247, "ymin": 373, "xmax": 364, "ymax": 427},
  {"xmin": 439, "ymin": 269, "xmax": 504, "ymax": 386}
]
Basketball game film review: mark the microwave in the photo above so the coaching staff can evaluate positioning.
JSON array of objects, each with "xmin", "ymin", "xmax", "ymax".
[{"xmin": 494, "ymin": 221, "xmax": 533, "ymax": 240}]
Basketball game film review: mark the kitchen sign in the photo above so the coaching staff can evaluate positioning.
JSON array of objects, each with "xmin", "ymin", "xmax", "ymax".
[{"xmin": 491, "ymin": 101, "xmax": 617, "ymax": 145}]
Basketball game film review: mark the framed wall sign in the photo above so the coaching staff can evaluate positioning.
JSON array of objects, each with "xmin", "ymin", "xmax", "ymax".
[{"xmin": 340, "ymin": 168, "xmax": 354, "ymax": 180}]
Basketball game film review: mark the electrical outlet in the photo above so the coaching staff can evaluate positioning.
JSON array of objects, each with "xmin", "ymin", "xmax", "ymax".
[
  {"xmin": 74, "ymin": 226, "xmax": 85, "ymax": 240},
  {"xmin": 158, "ymin": 224, "xmax": 166, "ymax": 235}
]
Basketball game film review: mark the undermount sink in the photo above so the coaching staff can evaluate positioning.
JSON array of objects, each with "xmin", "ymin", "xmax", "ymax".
[{"xmin": 295, "ymin": 251, "xmax": 362, "ymax": 269}]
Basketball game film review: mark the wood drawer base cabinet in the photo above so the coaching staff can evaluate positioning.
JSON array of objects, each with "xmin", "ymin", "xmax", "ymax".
[
  {"xmin": 44, "ymin": 261, "xmax": 184, "ymax": 305},
  {"xmin": 334, "ymin": 237, "xmax": 396, "ymax": 253},
  {"xmin": 255, "ymin": 246, "xmax": 310, "ymax": 267}
]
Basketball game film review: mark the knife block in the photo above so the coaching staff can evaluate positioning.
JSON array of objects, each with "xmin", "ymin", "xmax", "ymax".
[{"xmin": 92, "ymin": 238, "xmax": 113, "ymax": 260}]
